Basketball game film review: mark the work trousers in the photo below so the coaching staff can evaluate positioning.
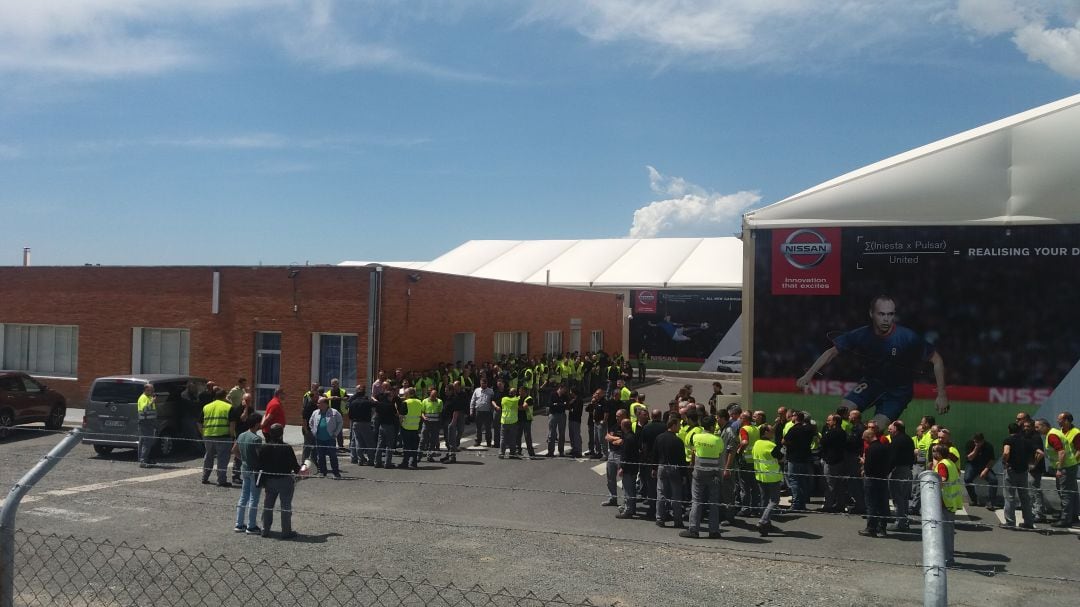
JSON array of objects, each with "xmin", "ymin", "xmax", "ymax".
[
  {"xmin": 400, "ymin": 428, "xmax": 420, "ymax": 467},
  {"xmin": 350, "ymin": 421, "xmax": 374, "ymax": 464},
  {"xmin": 759, "ymin": 481, "xmax": 781, "ymax": 525},
  {"xmin": 447, "ymin": 415, "xmax": 465, "ymax": 453},
  {"xmin": 656, "ymin": 465, "xmax": 685, "ymax": 523},
  {"xmin": 421, "ymin": 420, "xmax": 442, "ymax": 457},
  {"xmin": 606, "ymin": 453, "xmax": 622, "ymax": 503},
  {"xmin": 568, "ymin": 419, "xmax": 582, "ymax": 456},
  {"xmin": 738, "ymin": 460, "xmax": 762, "ymax": 512},
  {"xmin": 1030, "ymin": 470, "xmax": 1046, "ymax": 519},
  {"xmin": 622, "ymin": 465, "xmax": 639, "ymax": 513},
  {"xmin": 547, "ymin": 412, "xmax": 566, "ymax": 455},
  {"xmin": 374, "ymin": 424, "xmax": 396, "ymax": 467},
  {"xmin": 845, "ymin": 454, "xmax": 866, "ymax": 512},
  {"xmin": 261, "ymin": 476, "xmax": 295, "ymax": 534},
  {"xmin": 689, "ymin": 468, "xmax": 722, "ymax": 534},
  {"xmin": 890, "ymin": 465, "xmax": 913, "ymax": 526},
  {"xmin": 518, "ymin": 418, "xmax": 536, "ymax": 456},
  {"xmin": 500, "ymin": 423, "xmax": 520, "ymax": 456},
  {"xmin": 474, "ymin": 410, "xmax": 494, "ymax": 445},
  {"xmin": 201, "ymin": 437, "xmax": 232, "ymax": 484},
  {"xmin": 863, "ymin": 477, "xmax": 890, "ymax": 533},
  {"xmin": 639, "ymin": 464, "xmax": 656, "ymax": 516},
  {"xmin": 595, "ymin": 425, "xmax": 610, "ymax": 458},
  {"xmin": 1056, "ymin": 464, "xmax": 1079, "ymax": 525},
  {"xmin": 964, "ymin": 466, "xmax": 999, "ymax": 505},
  {"xmin": 1003, "ymin": 469, "xmax": 1034, "ymax": 526},
  {"xmin": 138, "ymin": 420, "xmax": 157, "ymax": 465},
  {"xmin": 823, "ymin": 461, "xmax": 848, "ymax": 511},
  {"xmin": 314, "ymin": 437, "xmax": 340, "ymax": 476},
  {"xmin": 586, "ymin": 421, "xmax": 597, "ymax": 454},
  {"xmin": 300, "ymin": 427, "xmax": 315, "ymax": 463},
  {"xmin": 786, "ymin": 461, "xmax": 813, "ymax": 509}
]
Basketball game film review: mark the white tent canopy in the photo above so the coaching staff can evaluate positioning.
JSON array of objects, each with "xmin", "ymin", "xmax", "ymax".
[
  {"xmin": 359, "ymin": 238, "xmax": 743, "ymax": 290},
  {"xmin": 746, "ymin": 92, "xmax": 1080, "ymax": 228}
]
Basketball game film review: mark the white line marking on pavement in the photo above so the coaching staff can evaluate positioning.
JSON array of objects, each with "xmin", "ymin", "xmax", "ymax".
[
  {"xmin": 22, "ymin": 467, "xmax": 202, "ymax": 504},
  {"xmin": 591, "ymin": 463, "xmax": 605, "ymax": 475},
  {"xmin": 27, "ymin": 506, "xmax": 110, "ymax": 524}
]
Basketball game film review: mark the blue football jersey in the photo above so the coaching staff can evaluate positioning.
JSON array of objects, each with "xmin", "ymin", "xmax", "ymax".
[{"xmin": 832, "ymin": 325, "xmax": 934, "ymax": 388}]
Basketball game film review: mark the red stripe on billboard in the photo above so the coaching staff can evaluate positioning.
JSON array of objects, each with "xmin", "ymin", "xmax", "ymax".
[{"xmin": 753, "ymin": 378, "xmax": 1053, "ymax": 405}]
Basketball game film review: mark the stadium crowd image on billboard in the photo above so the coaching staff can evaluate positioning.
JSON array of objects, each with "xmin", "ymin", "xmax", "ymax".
[
  {"xmin": 753, "ymin": 224, "xmax": 1080, "ymax": 446},
  {"xmin": 630, "ymin": 290, "xmax": 742, "ymax": 371}
]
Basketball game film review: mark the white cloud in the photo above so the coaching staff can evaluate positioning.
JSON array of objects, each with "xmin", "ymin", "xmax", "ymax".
[
  {"xmin": 522, "ymin": 1, "xmax": 954, "ymax": 69},
  {"xmin": 152, "ymin": 133, "xmax": 289, "ymax": 150},
  {"xmin": 628, "ymin": 166, "xmax": 759, "ymax": 238},
  {"xmin": 0, "ymin": 0, "xmax": 491, "ymax": 81},
  {"xmin": 956, "ymin": 0, "xmax": 1080, "ymax": 79}
]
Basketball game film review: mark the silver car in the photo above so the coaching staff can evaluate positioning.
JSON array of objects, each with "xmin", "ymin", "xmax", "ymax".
[{"xmin": 82, "ymin": 374, "xmax": 207, "ymax": 457}]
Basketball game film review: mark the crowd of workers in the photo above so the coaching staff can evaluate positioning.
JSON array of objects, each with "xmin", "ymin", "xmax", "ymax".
[{"xmin": 160, "ymin": 353, "xmax": 1080, "ymax": 553}]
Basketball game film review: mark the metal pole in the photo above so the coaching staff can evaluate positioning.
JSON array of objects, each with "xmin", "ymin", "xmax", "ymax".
[
  {"xmin": 919, "ymin": 469, "xmax": 947, "ymax": 607},
  {"xmin": 0, "ymin": 429, "xmax": 83, "ymax": 607}
]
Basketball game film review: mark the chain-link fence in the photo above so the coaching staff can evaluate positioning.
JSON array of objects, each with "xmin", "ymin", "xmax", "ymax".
[{"xmin": 12, "ymin": 529, "xmax": 613, "ymax": 607}]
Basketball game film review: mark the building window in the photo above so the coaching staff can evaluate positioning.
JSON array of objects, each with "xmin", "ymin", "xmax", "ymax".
[
  {"xmin": 453, "ymin": 333, "xmax": 475, "ymax": 364},
  {"xmin": 544, "ymin": 331, "xmax": 563, "ymax": 355},
  {"xmin": 0, "ymin": 324, "xmax": 78, "ymax": 377},
  {"xmin": 313, "ymin": 333, "xmax": 357, "ymax": 388},
  {"xmin": 254, "ymin": 332, "xmax": 281, "ymax": 410},
  {"xmin": 494, "ymin": 331, "xmax": 528, "ymax": 357},
  {"xmin": 133, "ymin": 328, "xmax": 190, "ymax": 375},
  {"xmin": 590, "ymin": 330, "xmax": 604, "ymax": 352}
]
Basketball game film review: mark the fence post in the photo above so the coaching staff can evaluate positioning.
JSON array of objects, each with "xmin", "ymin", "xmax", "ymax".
[
  {"xmin": 919, "ymin": 469, "xmax": 947, "ymax": 607},
  {"xmin": 0, "ymin": 428, "xmax": 83, "ymax": 607}
]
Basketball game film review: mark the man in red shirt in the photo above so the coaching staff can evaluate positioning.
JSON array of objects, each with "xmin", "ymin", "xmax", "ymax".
[{"xmin": 261, "ymin": 388, "xmax": 287, "ymax": 435}]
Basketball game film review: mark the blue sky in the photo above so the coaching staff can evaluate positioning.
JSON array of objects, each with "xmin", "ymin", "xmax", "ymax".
[{"xmin": 1, "ymin": 0, "xmax": 1078, "ymax": 266}]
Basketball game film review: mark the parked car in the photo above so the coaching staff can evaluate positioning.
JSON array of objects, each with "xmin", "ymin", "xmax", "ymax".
[
  {"xmin": 716, "ymin": 351, "xmax": 743, "ymax": 374},
  {"xmin": 83, "ymin": 375, "xmax": 207, "ymax": 457},
  {"xmin": 0, "ymin": 371, "xmax": 68, "ymax": 439}
]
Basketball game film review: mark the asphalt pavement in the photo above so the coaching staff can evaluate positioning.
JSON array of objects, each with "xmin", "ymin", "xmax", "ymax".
[{"xmin": 0, "ymin": 375, "xmax": 1077, "ymax": 606}]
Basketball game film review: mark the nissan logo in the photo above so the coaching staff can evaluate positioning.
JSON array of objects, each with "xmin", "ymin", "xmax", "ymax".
[
  {"xmin": 780, "ymin": 229, "xmax": 833, "ymax": 269},
  {"xmin": 637, "ymin": 292, "xmax": 655, "ymax": 305}
]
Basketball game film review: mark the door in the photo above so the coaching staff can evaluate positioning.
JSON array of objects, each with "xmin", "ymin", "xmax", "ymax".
[
  {"xmin": 254, "ymin": 332, "xmax": 282, "ymax": 412},
  {"xmin": 453, "ymin": 333, "xmax": 476, "ymax": 364},
  {"xmin": 18, "ymin": 375, "xmax": 47, "ymax": 420}
]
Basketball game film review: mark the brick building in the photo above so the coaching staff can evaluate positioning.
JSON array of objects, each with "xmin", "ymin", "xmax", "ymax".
[{"xmin": 0, "ymin": 265, "xmax": 623, "ymax": 419}]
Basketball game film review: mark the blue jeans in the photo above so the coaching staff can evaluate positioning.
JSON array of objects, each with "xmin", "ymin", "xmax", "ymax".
[
  {"xmin": 786, "ymin": 461, "xmax": 813, "ymax": 509},
  {"xmin": 235, "ymin": 470, "xmax": 261, "ymax": 529},
  {"xmin": 315, "ymin": 437, "xmax": 340, "ymax": 476}
]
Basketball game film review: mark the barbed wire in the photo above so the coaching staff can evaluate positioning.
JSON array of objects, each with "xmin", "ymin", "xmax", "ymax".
[
  {"xmin": 15, "ymin": 485, "xmax": 1080, "ymax": 586},
  {"xmin": 6, "ymin": 425, "xmax": 1078, "ymax": 498}
]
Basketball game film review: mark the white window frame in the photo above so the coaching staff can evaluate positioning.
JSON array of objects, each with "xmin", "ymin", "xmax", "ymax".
[
  {"xmin": 132, "ymin": 327, "xmax": 190, "ymax": 375},
  {"xmin": 311, "ymin": 332, "xmax": 359, "ymax": 387},
  {"xmin": 494, "ymin": 331, "xmax": 528, "ymax": 357},
  {"xmin": 589, "ymin": 330, "xmax": 604, "ymax": 352},
  {"xmin": 255, "ymin": 332, "xmax": 282, "ymax": 411},
  {"xmin": 0, "ymin": 323, "xmax": 79, "ymax": 378},
  {"xmin": 544, "ymin": 331, "xmax": 563, "ymax": 356}
]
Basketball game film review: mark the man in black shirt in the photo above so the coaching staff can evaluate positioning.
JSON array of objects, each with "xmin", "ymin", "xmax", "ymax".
[
  {"xmin": 639, "ymin": 410, "xmax": 667, "ymax": 520},
  {"xmin": 441, "ymin": 382, "xmax": 469, "ymax": 463},
  {"xmin": 964, "ymin": 433, "xmax": 999, "ymax": 509},
  {"xmin": 567, "ymin": 389, "xmax": 584, "ymax": 458},
  {"xmin": 783, "ymin": 411, "xmax": 815, "ymax": 511},
  {"xmin": 860, "ymin": 429, "xmax": 894, "ymax": 537},
  {"xmin": 1001, "ymin": 422, "xmax": 1039, "ymax": 528},
  {"xmin": 887, "ymin": 420, "xmax": 916, "ymax": 530},
  {"xmin": 347, "ymin": 387, "xmax": 376, "ymax": 465},
  {"xmin": 372, "ymin": 394, "xmax": 399, "ymax": 468},
  {"xmin": 654, "ymin": 417, "xmax": 687, "ymax": 528},
  {"xmin": 615, "ymin": 419, "xmax": 641, "ymax": 519},
  {"xmin": 547, "ymin": 384, "xmax": 570, "ymax": 457},
  {"xmin": 819, "ymin": 414, "xmax": 849, "ymax": 513}
]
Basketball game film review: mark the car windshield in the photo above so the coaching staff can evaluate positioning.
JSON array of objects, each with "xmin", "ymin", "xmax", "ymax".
[{"xmin": 90, "ymin": 381, "xmax": 145, "ymax": 404}]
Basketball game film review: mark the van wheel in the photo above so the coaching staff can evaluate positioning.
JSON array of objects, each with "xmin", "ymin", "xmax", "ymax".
[
  {"xmin": 157, "ymin": 432, "xmax": 175, "ymax": 458},
  {"xmin": 0, "ymin": 409, "xmax": 14, "ymax": 440},
  {"xmin": 45, "ymin": 404, "xmax": 66, "ymax": 430},
  {"xmin": 93, "ymin": 445, "xmax": 114, "ymax": 456}
]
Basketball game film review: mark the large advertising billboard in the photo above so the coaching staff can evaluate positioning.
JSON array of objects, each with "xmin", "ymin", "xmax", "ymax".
[
  {"xmin": 752, "ymin": 225, "xmax": 1080, "ymax": 446},
  {"xmin": 630, "ymin": 290, "xmax": 742, "ymax": 371}
]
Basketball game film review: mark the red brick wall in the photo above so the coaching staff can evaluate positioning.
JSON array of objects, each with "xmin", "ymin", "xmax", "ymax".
[{"xmin": 0, "ymin": 265, "xmax": 622, "ymax": 421}]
